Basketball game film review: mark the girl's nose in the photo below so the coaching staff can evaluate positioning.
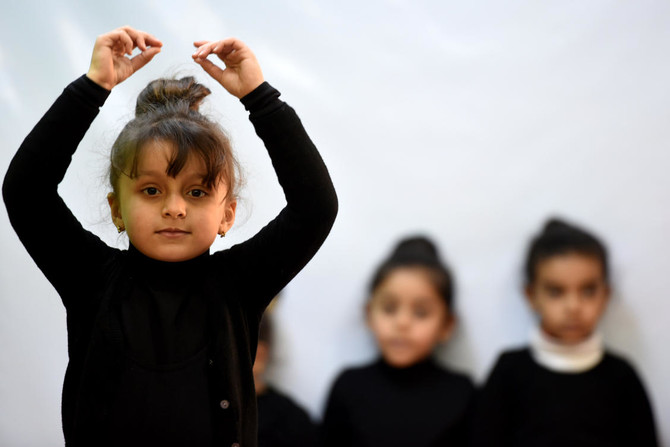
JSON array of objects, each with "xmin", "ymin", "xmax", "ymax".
[
  {"xmin": 395, "ymin": 310, "xmax": 412, "ymax": 329},
  {"xmin": 162, "ymin": 193, "xmax": 186, "ymax": 218},
  {"xmin": 565, "ymin": 294, "xmax": 581, "ymax": 313}
]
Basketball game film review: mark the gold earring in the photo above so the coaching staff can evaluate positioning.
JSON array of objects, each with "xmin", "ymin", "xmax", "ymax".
[
  {"xmin": 219, "ymin": 230, "xmax": 226, "ymax": 238},
  {"xmin": 117, "ymin": 225, "xmax": 125, "ymax": 233}
]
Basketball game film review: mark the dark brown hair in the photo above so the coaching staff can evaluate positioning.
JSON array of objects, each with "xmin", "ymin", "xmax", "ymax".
[
  {"xmin": 524, "ymin": 218, "xmax": 609, "ymax": 285},
  {"xmin": 109, "ymin": 77, "xmax": 240, "ymax": 199},
  {"xmin": 369, "ymin": 236, "xmax": 455, "ymax": 310}
]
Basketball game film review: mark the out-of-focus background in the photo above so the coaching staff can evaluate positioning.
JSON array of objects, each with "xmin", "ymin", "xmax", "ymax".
[{"xmin": 1, "ymin": 1, "xmax": 669, "ymax": 444}]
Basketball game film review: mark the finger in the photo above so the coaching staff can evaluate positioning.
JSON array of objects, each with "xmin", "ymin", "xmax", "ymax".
[
  {"xmin": 135, "ymin": 34, "xmax": 147, "ymax": 52},
  {"xmin": 129, "ymin": 28, "xmax": 163, "ymax": 51},
  {"xmin": 213, "ymin": 38, "xmax": 245, "ymax": 55},
  {"xmin": 130, "ymin": 46, "xmax": 162, "ymax": 72},
  {"xmin": 194, "ymin": 40, "xmax": 211, "ymax": 48},
  {"xmin": 114, "ymin": 29, "xmax": 135, "ymax": 55},
  {"xmin": 193, "ymin": 41, "xmax": 218, "ymax": 59},
  {"xmin": 193, "ymin": 56, "xmax": 224, "ymax": 81},
  {"xmin": 120, "ymin": 26, "xmax": 145, "ymax": 51},
  {"xmin": 143, "ymin": 32, "xmax": 163, "ymax": 48},
  {"xmin": 120, "ymin": 26, "xmax": 162, "ymax": 52}
]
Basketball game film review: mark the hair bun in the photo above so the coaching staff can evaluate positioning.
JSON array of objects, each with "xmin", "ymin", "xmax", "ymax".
[
  {"xmin": 135, "ymin": 76, "xmax": 211, "ymax": 116},
  {"xmin": 543, "ymin": 217, "xmax": 574, "ymax": 233},
  {"xmin": 390, "ymin": 236, "xmax": 441, "ymax": 264},
  {"xmin": 369, "ymin": 234, "xmax": 454, "ymax": 308}
]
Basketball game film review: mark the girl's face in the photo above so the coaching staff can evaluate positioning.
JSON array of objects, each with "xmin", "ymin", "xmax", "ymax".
[
  {"xmin": 526, "ymin": 252, "xmax": 609, "ymax": 344},
  {"xmin": 107, "ymin": 139, "xmax": 236, "ymax": 262},
  {"xmin": 367, "ymin": 267, "xmax": 454, "ymax": 368}
]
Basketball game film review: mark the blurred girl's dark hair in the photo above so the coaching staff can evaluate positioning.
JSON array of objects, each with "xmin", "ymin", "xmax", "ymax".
[
  {"xmin": 525, "ymin": 218, "xmax": 609, "ymax": 285},
  {"xmin": 369, "ymin": 236, "xmax": 454, "ymax": 310}
]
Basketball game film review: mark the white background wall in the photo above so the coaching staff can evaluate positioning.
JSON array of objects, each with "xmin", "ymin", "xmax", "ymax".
[{"xmin": 1, "ymin": 1, "xmax": 669, "ymax": 445}]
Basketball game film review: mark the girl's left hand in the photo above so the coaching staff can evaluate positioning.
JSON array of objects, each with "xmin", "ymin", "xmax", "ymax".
[{"xmin": 192, "ymin": 38, "xmax": 265, "ymax": 98}]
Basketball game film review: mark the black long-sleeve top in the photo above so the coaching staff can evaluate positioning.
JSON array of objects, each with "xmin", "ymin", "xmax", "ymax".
[
  {"xmin": 471, "ymin": 348, "xmax": 658, "ymax": 447},
  {"xmin": 3, "ymin": 75, "xmax": 338, "ymax": 447},
  {"xmin": 257, "ymin": 387, "xmax": 318, "ymax": 447},
  {"xmin": 320, "ymin": 358, "xmax": 475, "ymax": 447}
]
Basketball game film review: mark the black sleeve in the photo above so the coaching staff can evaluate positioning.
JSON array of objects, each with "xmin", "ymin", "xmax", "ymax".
[
  {"xmin": 471, "ymin": 354, "xmax": 513, "ymax": 447},
  {"xmin": 3, "ymin": 75, "xmax": 116, "ymax": 309},
  {"xmin": 269, "ymin": 395, "xmax": 318, "ymax": 447},
  {"xmin": 214, "ymin": 82, "xmax": 338, "ymax": 316},
  {"xmin": 280, "ymin": 406, "xmax": 318, "ymax": 447},
  {"xmin": 319, "ymin": 372, "xmax": 354, "ymax": 447},
  {"xmin": 619, "ymin": 364, "xmax": 659, "ymax": 446}
]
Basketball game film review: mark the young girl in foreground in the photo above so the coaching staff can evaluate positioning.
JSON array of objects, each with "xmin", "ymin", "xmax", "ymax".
[
  {"xmin": 3, "ymin": 26, "xmax": 337, "ymax": 446},
  {"xmin": 473, "ymin": 218, "xmax": 658, "ymax": 446},
  {"xmin": 320, "ymin": 236, "xmax": 474, "ymax": 447}
]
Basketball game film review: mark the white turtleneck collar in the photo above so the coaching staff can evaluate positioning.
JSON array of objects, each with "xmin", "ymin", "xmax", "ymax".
[{"xmin": 529, "ymin": 326, "xmax": 604, "ymax": 373}]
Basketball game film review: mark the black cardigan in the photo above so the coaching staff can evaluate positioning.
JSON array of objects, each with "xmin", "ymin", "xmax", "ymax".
[{"xmin": 3, "ymin": 75, "xmax": 338, "ymax": 446}]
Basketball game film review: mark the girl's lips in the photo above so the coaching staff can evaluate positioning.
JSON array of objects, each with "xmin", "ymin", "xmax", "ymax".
[{"xmin": 156, "ymin": 228, "xmax": 190, "ymax": 237}]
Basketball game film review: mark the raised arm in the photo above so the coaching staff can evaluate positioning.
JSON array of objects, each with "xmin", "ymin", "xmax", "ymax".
[
  {"xmin": 2, "ymin": 26, "xmax": 161, "ymax": 307},
  {"xmin": 193, "ymin": 38, "xmax": 338, "ymax": 314}
]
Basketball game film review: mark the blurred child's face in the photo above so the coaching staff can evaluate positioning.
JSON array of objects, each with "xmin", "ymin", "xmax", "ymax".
[
  {"xmin": 108, "ymin": 139, "xmax": 236, "ymax": 262},
  {"xmin": 367, "ymin": 267, "xmax": 454, "ymax": 368},
  {"xmin": 526, "ymin": 252, "xmax": 609, "ymax": 344},
  {"xmin": 253, "ymin": 340, "xmax": 270, "ymax": 394}
]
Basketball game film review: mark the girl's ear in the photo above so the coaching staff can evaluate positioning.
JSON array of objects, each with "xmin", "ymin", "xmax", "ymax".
[
  {"xmin": 439, "ymin": 313, "xmax": 456, "ymax": 343},
  {"xmin": 603, "ymin": 283, "xmax": 612, "ymax": 302},
  {"xmin": 219, "ymin": 199, "xmax": 237, "ymax": 235},
  {"xmin": 364, "ymin": 301, "xmax": 373, "ymax": 328},
  {"xmin": 107, "ymin": 192, "xmax": 124, "ymax": 229},
  {"xmin": 524, "ymin": 284, "xmax": 541, "ymax": 312}
]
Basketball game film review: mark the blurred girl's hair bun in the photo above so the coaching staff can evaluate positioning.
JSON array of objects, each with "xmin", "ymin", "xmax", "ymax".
[
  {"xmin": 135, "ymin": 76, "xmax": 211, "ymax": 116},
  {"xmin": 370, "ymin": 235, "xmax": 455, "ymax": 309},
  {"xmin": 541, "ymin": 218, "xmax": 574, "ymax": 235},
  {"xmin": 389, "ymin": 236, "xmax": 441, "ymax": 265},
  {"xmin": 525, "ymin": 216, "xmax": 609, "ymax": 284}
]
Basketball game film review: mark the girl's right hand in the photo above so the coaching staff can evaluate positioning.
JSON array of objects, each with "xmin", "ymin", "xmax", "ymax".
[{"xmin": 87, "ymin": 26, "xmax": 162, "ymax": 91}]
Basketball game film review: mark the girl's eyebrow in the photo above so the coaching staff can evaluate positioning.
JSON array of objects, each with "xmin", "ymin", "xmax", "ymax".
[
  {"xmin": 412, "ymin": 295, "xmax": 440, "ymax": 307},
  {"xmin": 135, "ymin": 170, "xmax": 208, "ymax": 181},
  {"xmin": 541, "ymin": 280, "xmax": 564, "ymax": 289},
  {"xmin": 135, "ymin": 169, "xmax": 164, "ymax": 178},
  {"xmin": 578, "ymin": 278, "xmax": 601, "ymax": 287}
]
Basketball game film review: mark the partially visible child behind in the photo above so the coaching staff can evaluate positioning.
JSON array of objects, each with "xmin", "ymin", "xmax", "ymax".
[
  {"xmin": 472, "ymin": 218, "xmax": 658, "ymax": 446},
  {"xmin": 320, "ymin": 236, "xmax": 475, "ymax": 447},
  {"xmin": 254, "ymin": 308, "xmax": 318, "ymax": 447},
  {"xmin": 2, "ymin": 26, "xmax": 337, "ymax": 446}
]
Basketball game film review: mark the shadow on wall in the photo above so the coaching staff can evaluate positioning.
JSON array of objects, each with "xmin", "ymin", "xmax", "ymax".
[
  {"xmin": 436, "ymin": 320, "xmax": 477, "ymax": 378},
  {"xmin": 601, "ymin": 293, "xmax": 645, "ymax": 360}
]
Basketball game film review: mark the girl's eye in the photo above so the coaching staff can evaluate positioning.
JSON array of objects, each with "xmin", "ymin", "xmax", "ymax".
[
  {"xmin": 143, "ymin": 187, "xmax": 159, "ymax": 196},
  {"xmin": 188, "ymin": 189, "xmax": 207, "ymax": 198},
  {"xmin": 582, "ymin": 285, "xmax": 598, "ymax": 298},
  {"xmin": 381, "ymin": 303, "xmax": 397, "ymax": 315},
  {"xmin": 546, "ymin": 286, "xmax": 563, "ymax": 298},
  {"xmin": 414, "ymin": 308, "xmax": 430, "ymax": 319}
]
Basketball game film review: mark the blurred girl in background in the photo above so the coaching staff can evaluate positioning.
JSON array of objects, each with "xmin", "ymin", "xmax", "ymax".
[
  {"xmin": 320, "ymin": 236, "xmax": 474, "ymax": 447},
  {"xmin": 255, "ymin": 304, "xmax": 318, "ymax": 447},
  {"xmin": 473, "ymin": 218, "xmax": 658, "ymax": 446}
]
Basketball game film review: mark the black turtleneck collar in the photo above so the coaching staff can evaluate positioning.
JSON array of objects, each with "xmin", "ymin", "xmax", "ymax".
[
  {"xmin": 375, "ymin": 356, "xmax": 440, "ymax": 383},
  {"xmin": 125, "ymin": 244, "xmax": 210, "ymax": 284}
]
